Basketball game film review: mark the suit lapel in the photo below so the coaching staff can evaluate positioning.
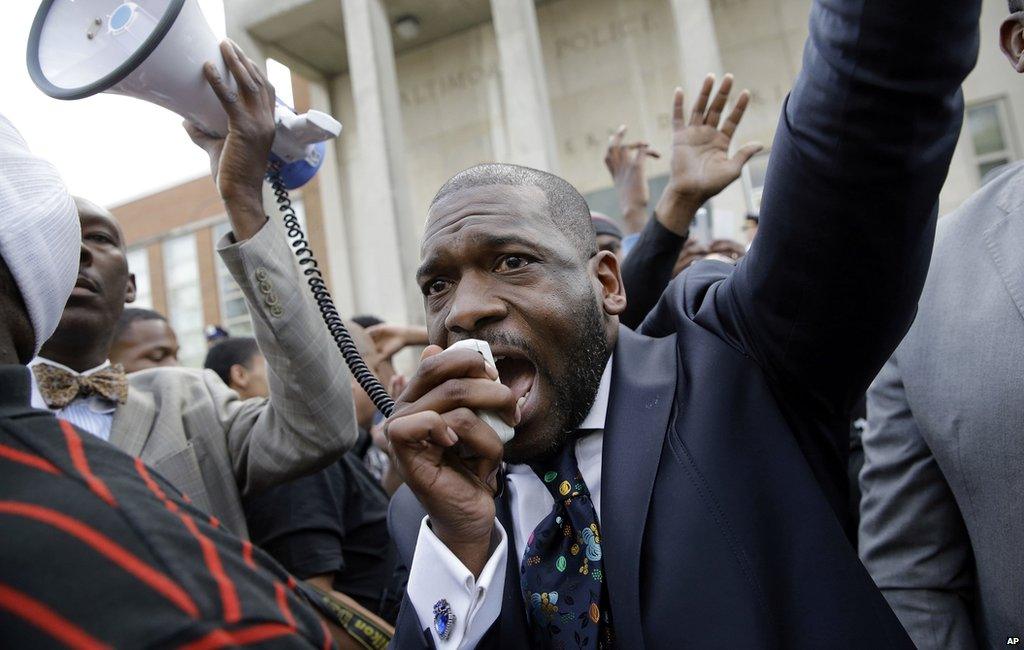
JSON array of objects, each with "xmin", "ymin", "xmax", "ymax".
[
  {"xmin": 601, "ymin": 326, "xmax": 677, "ymax": 649},
  {"xmin": 982, "ymin": 184, "xmax": 1024, "ymax": 324},
  {"xmin": 109, "ymin": 386, "xmax": 157, "ymax": 458}
]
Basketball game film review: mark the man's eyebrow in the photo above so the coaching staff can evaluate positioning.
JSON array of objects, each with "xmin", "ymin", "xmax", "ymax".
[{"xmin": 417, "ymin": 232, "xmax": 544, "ymax": 281}]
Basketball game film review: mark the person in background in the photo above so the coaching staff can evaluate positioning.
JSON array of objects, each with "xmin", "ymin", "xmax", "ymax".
[
  {"xmin": 609, "ymin": 73, "xmax": 761, "ymax": 329},
  {"xmin": 243, "ymin": 320, "xmax": 406, "ymax": 627},
  {"xmin": 742, "ymin": 213, "xmax": 760, "ymax": 247},
  {"xmin": 27, "ymin": 40, "xmax": 359, "ymax": 538},
  {"xmin": 857, "ymin": 4, "xmax": 1024, "ymax": 645},
  {"xmin": 591, "ymin": 212, "xmax": 624, "ymax": 261},
  {"xmin": 603, "ymin": 124, "xmax": 659, "ymax": 235},
  {"xmin": 205, "ymin": 323, "xmax": 231, "ymax": 347},
  {"xmin": 0, "ymin": 111, "xmax": 345, "ymax": 650},
  {"xmin": 203, "ymin": 336, "xmax": 269, "ymax": 400},
  {"xmin": 109, "ymin": 307, "xmax": 180, "ymax": 372}
]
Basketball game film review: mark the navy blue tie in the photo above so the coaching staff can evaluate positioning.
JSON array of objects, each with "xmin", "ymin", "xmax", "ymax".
[{"xmin": 520, "ymin": 437, "xmax": 613, "ymax": 648}]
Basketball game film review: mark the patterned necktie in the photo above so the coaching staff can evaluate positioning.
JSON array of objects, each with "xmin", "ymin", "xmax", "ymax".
[
  {"xmin": 520, "ymin": 436, "xmax": 614, "ymax": 649},
  {"xmin": 33, "ymin": 363, "xmax": 128, "ymax": 409}
]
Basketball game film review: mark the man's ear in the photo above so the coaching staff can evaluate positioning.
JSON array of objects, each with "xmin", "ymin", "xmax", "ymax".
[
  {"xmin": 1001, "ymin": 16, "xmax": 1024, "ymax": 72},
  {"xmin": 229, "ymin": 363, "xmax": 248, "ymax": 390},
  {"xmin": 591, "ymin": 250, "xmax": 627, "ymax": 316},
  {"xmin": 125, "ymin": 273, "xmax": 137, "ymax": 304}
]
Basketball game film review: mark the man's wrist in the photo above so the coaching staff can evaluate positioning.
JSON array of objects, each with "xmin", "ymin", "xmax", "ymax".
[
  {"xmin": 433, "ymin": 521, "xmax": 496, "ymax": 578},
  {"xmin": 654, "ymin": 188, "xmax": 704, "ymax": 236},
  {"xmin": 222, "ymin": 190, "xmax": 267, "ymax": 241}
]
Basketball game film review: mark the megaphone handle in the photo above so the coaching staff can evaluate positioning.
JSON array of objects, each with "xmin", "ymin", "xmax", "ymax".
[{"xmin": 267, "ymin": 164, "xmax": 396, "ymax": 418}]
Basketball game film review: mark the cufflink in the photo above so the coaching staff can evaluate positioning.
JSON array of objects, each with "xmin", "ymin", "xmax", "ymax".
[{"xmin": 433, "ymin": 599, "xmax": 456, "ymax": 641}]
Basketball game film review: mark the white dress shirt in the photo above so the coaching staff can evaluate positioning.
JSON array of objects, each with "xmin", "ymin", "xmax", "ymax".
[
  {"xmin": 407, "ymin": 357, "xmax": 613, "ymax": 648},
  {"xmin": 28, "ymin": 357, "xmax": 118, "ymax": 441}
]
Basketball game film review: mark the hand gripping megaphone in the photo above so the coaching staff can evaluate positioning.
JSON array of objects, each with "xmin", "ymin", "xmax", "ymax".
[{"xmin": 27, "ymin": 0, "xmax": 342, "ymax": 189}]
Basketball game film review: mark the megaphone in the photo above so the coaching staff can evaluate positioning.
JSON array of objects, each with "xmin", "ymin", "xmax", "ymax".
[{"xmin": 27, "ymin": 0, "xmax": 342, "ymax": 189}]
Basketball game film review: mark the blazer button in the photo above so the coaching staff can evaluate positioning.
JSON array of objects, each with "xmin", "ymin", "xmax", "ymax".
[
  {"xmin": 266, "ymin": 293, "xmax": 280, "ymax": 307},
  {"xmin": 258, "ymin": 281, "xmax": 272, "ymax": 295},
  {"xmin": 270, "ymin": 305, "xmax": 284, "ymax": 317},
  {"xmin": 255, "ymin": 268, "xmax": 268, "ymax": 282}
]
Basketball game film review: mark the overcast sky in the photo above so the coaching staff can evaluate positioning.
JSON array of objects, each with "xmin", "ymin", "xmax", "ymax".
[{"xmin": 0, "ymin": 1, "xmax": 258, "ymax": 207}]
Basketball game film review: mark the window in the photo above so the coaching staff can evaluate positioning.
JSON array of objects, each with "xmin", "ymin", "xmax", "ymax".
[
  {"xmin": 742, "ymin": 150, "xmax": 771, "ymax": 216},
  {"xmin": 967, "ymin": 99, "xmax": 1018, "ymax": 182},
  {"xmin": 126, "ymin": 248, "xmax": 152, "ymax": 309},
  {"xmin": 266, "ymin": 58, "xmax": 295, "ymax": 108},
  {"xmin": 213, "ymin": 222, "xmax": 254, "ymax": 338},
  {"xmin": 162, "ymin": 234, "xmax": 205, "ymax": 367}
]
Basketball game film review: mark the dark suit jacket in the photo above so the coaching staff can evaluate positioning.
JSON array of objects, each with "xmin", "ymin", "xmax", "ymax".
[{"xmin": 388, "ymin": 0, "xmax": 980, "ymax": 646}]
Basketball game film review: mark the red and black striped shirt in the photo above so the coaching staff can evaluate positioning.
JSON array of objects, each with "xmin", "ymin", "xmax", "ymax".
[{"xmin": 0, "ymin": 365, "xmax": 336, "ymax": 649}]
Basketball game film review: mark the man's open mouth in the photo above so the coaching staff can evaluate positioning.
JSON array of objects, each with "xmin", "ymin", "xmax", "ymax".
[{"xmin": 491, "ymin": 346, "xmax": 538, "ymax": 425}]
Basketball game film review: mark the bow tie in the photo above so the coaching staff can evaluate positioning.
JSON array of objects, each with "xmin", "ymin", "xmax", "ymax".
[{"xmin": 33, "ymin": 363, "xmax": 128, "ymax": 409}]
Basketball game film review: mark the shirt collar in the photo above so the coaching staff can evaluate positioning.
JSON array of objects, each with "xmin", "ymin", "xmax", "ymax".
[
  {"xmin": 29, "ymin": 357, "xmax": 112, "ymax": 377},
  {"xmin": 28, "ymin": 357, "xmax": 118, "ymax": 414},
  {"xmin": 577, "ymin": 355, "xmax": 613, "ymax": 431}
]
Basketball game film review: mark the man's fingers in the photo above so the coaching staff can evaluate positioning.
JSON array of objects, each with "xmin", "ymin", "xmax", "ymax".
[
  {"xmin": 202, "ymin": 61, "xmax": 240, "ymax": 113},
  {"xmin": 405, "ymin": 378, "xmax": 517, "ymax": 427},
  {"xmin": 720, "ymin": 90, "xmax": 751, "ymax": 139},
  {"xmin": 731, "ymin": 142, "xmax": 764, "ymax": 167},
  {"xmin": 231, "ymin": 40, "xmax": 277, "ymax": 111},
  {"xmin": 441, "ymin": 408, "xmax": 504, "ymax": 470},
  {"xmin": 671, "ymin": 87, "xmax": 685, "ymax": 127},
  {"xmin": 220, "ymin": 40, "xmax": 258, "ymax": 96},
  {"xmin": 705, "ymin": 74, "xmax": 734, "ymax": 128},
  {"xmin": 386, "ymin": 410, "xmax": 458, "ymax": 452},
  {"xmin": 400, "ymin": 348, "xmax": 500, "ymax": 404},
  {"xmin": 689, "ymin": 74, "xmax": 715, "ymax": 126}
]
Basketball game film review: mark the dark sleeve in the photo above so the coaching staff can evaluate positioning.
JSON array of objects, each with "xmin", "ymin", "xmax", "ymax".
[
  {"xmin": 243, "ymin": 464, "xmax": 347, "ymax": 579},
  {"xmin": 644, "ymin": 0, "xmax": 979, "ymax": 474},
  {"xmin": 619, "ymin": 216, "xmax": 687, "ymax": 329}
]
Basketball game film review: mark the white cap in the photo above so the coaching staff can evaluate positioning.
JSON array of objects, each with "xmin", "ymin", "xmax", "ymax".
[{"xmin": 0, "ymin": 114, "xmax": 79, "ymax": 356}]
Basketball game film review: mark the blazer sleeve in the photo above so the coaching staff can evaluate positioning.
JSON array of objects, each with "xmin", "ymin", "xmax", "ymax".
[
  {"xmin": 212, "ymin": 218, "xmax": 359, "ymax": 495},
  {"xmin": 619, "ymin": 216, "xmax": 687, "ymax": 330},
  {"xmin": 858, "ymin": 353, "xmax": 978, "ymax": 649}
]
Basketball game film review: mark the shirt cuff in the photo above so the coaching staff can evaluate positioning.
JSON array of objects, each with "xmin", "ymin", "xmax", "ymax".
[{"xmin": 406, "ymin": 516, "xmax": 507, "ymax": 648}]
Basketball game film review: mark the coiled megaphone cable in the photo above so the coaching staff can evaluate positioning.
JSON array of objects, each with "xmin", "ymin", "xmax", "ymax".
[{"xmin": 267, "ymin": 164, "xmax": 396, "ymax": 418}]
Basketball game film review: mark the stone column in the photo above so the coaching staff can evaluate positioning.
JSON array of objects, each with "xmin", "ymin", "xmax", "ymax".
[
  {"xmin": 489, "ymin": 0, "xmax": 559, "ymax": 172},
  {"xmin": 668, "ymin": 0, "xmax": 747, "ymax": 237},
  {"xmin": 340, "ymin": 0, "xmax": 420, "ymax": 325},
  {"xmin": 668, "ymin": 0, "xmax": 724, "ymax": 90}
]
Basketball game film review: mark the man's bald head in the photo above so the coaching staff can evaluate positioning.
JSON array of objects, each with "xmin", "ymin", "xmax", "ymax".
[{"xmin": 429, "ymin": 163, "xmax": 597, "ymax": 259}]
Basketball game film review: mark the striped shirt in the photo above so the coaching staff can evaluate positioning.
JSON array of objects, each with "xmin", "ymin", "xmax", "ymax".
[{"xmin": 0, "ymin": 365, "xmax": 336, "ymax": 649}]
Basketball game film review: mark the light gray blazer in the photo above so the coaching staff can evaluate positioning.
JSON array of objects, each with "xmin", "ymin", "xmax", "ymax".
[
  {"xmin": 110, "ymin": 218, "xmax": 358, "ymax": 537},
  {"xmin": 859, "ymin": 162, "xmax": 1024, "ymax": 649}
]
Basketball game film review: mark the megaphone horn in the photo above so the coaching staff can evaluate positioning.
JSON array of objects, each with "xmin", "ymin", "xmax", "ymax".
[{"xmin": 27, "ymin": 0, "xmax": 342, "ymax": 189}]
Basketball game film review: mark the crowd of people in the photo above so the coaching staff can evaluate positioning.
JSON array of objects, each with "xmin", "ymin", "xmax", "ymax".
[{"xmin": 0, "ymin": 0, "xmax": 1020, "ymax": 647}]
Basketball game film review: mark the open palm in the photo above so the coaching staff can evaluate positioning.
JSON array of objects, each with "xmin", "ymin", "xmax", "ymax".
[{"xmin": 668, "ymin": 74, "xmax": 762, "ymax": 204}]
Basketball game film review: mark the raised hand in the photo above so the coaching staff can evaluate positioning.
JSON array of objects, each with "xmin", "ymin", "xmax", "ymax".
[
  {"xmin": 654, "ymin": 73, "xmax": 762, "ymax": 235},
  {"xmin": 386, "ymin": 346, "xmax": 518, "ymax": 576},
  {"xmin": 184, "ymin": 40, "xmax": 276, "ymax": 241},
  {"xmin": 367, "ymin": 323, "xmax": 429, "ymax": 361},
  {"xmin": 604, "ymin": 126, "xmax": 660, "ymax": 233},
  {"xmin": 667, "ymin": 74, "xmax": 762, "ymax": 205}
]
